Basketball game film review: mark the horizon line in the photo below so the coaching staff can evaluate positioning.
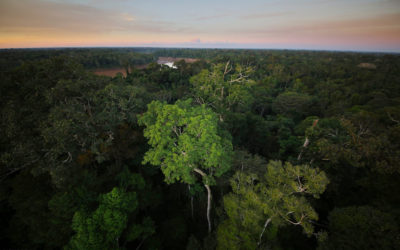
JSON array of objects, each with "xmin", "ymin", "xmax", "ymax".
[{"xmin": 1, "ymin": 45, "xmax": 399, "ymax": 54}]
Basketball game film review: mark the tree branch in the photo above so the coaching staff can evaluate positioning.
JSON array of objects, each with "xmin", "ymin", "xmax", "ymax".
[{"xmin": 258, "ymin": 217, "xmax": 272, "ymax": 246}]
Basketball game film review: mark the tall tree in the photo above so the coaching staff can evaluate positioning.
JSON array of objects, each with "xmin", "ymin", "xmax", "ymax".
[{"xmin": 138, "ymin": 99, "xmax": 233, "ymax": 232}]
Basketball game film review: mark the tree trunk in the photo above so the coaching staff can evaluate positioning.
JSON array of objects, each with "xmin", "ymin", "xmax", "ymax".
[
  {"xmin": 204, "ymin": 183, "xmax": 212, "ymax": 233},
  {"xmin": 189, "ymin": 185, "xmax": 194, "ymax": 219},
  {"xmin": 297, "ymin": 119, "xmax": 318, "ymax": 161},
  {"xmin": 193, "ymin": 168, "xmax": 212, "ymax": 233},
  {"xmin": 191, "ymin": 196, "xmax": 194, "ymax": 219},
  {"xmin": 258, "ymin": 217, "xmax": 272, "ymax": 246}
]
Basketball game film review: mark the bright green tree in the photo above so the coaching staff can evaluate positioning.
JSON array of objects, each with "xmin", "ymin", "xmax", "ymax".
[
  {"xmin": 217, "ymin": 160, "xmax": 329, "ymax": 249},
  {"xmin": 66, "ymin": 185, "xmax": 153, "ymax": 250},
  {"xmin": 138, "ymin": 99, "xmax": 233, "ymax": 232},
  {"xmin": 66, "ymin": 187, "xmax": 135, "ymax": 250}
]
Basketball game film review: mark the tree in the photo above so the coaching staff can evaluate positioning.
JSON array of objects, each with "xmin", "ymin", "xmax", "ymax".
[
  {"xmin": 66, "ymin": 187, "xmax": 138, "ymax": 250},
  {"xmin": 66, "ymin": 173, "xmax": 154, "ymax": 250},
  {"xmin": 217, "ymin": 160, "xmax": 329, "ymax": 249},
  {"xmin": 318, "ymin": 206, "xmax": 400, "ymax": 250},
  {"xmin": 40, "ymin": 78, "xmax": 149, "ymax": 186},
  {"xmin": 138, "ymin": 99, "xmax": 233, "ymax": 232},
  {"xmin": 272, "ymin": 91, "xmax": 312, "ymax": 118},
  {"xmin": 0, "ymin": 57, "xmax": 87, "ymax": 183},
  {"xmin": 190, "ymin": 62, "xmax": 255, "ymax": 118}
]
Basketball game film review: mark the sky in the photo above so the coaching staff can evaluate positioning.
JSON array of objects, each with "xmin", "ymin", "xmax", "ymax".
[{"xmin": 0, "ymin": 0, "xmax": 399, "ymax": 52}]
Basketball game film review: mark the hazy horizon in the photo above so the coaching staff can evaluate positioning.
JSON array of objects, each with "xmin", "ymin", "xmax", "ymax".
[
  {"xmin": 1, "ymin": 0, "xmax": 400, "ymax": 52},
  {"xmin": 1, "ymin": 45, "xmax": 399, "ymax": 54}
]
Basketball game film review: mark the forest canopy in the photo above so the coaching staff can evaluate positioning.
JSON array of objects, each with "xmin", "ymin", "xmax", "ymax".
[{"xmin": 0, "ymin": 48, "xmax": 399, "ymax": 249}]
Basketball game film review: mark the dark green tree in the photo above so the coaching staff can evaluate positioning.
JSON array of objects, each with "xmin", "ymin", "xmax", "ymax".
[{"xmin": 318, "ymin": 206, "xmax": 400, "ymax": 250}]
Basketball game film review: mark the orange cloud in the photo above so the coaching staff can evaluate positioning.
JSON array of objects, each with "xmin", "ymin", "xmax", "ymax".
[{"xmin": 227, "ymin": 12, "xmax": 400, "ymax": 47}]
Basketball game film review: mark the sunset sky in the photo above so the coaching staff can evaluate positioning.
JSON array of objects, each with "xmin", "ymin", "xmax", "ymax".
[{"xmin": 1, "ymin": 0, "xmax": 399, "ymax": 52}]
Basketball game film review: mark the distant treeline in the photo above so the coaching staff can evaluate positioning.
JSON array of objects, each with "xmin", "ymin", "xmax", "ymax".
[
  {"xmin": 2, "ymin": 47, "xmax": 396, "ymax": 71},
  {"xmin": 0, "ymin": 48, "xmax": 155, "ymax": 70}
]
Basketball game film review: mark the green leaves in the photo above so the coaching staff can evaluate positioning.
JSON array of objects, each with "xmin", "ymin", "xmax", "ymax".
[
  {"xmin": 273, "ymin": 91, "xmax": 312, "ymax": 116},
  {"xmin": 66, "ymin": 187, "xmax": 141, "ymax": 250},
  {"xmin": 40, "ymin": 76, "xmax": 150, "ymax": 187},
  {"xmin": 190, "ymin": 63, "xmax": 255, "ymax": 114},
  {"xmin": 265, "ymin": 161, "xmax": 329, "ymax": 199},
  {"xmin": 139, "ymin": 99, "xmax": 233, "ymax": 185},
  {"xmin": 217, "ymin": 159, "xmax": 329, "ymax": 249}
]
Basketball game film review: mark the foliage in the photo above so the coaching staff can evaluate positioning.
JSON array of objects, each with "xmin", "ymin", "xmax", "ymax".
[
  {"xmin": 66, "ymin": 187, "xmax": 138, "ymax": 250},
  {"xmin": 190, "ymin": 63, "xmax": 256, "ymax": 116},
  {"xmin": 273, "ymin": 91, "xmax": 312, "ymax": 117},
  {"xmin": 217, "ymin": 160, "xmax": 329, "ymax": 249},
  {"xmin": 138, "ymin": 99, "xmax": 233, "ymax": 185},
  {"xmin": 318, "ymin": 206, "xmax": 400, "ymax": 250}
]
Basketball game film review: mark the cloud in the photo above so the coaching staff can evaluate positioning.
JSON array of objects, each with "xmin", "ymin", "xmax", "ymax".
[
  {"xmin": 0, "ymin": 0, "xmax": 200, "ymax": 48},
  {"xmin": 240, "ymin": 12, "xmax": 291, "ymax": 20},
  {"xmin": 0, "ymin": 0, "xmax": 192, "ymax": 35},
  {"xmin": 230, "ymin": 13, "xmax": 400, "ymax": 41},
  {"xmin": 0, "ymin": 0, "xmax": 121, "ymax": 34},
  {"xmin": 190, "ymin": 38, "xmax": 201, "ymax": 43},
  {"xmin": 193, "ymin": 13, "xmax": 231, "ymax": 21},
  {"xmin": 137, "ymin": 40, "xmax": 242, "ymax": 49},
  {"xmin": 121, "ymin": 13, "xmax": 135, "ymax": 22}
]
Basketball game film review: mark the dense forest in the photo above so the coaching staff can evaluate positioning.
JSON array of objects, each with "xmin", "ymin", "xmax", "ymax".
[{"xmin": 1, "ymin": 48, "xmax": 399, "ymax": 249}]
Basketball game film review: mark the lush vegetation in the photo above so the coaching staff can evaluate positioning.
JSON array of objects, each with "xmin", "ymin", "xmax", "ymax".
[{"xmin": 1, "ymin": 48, "xmax": 399, "ymax": 249}]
